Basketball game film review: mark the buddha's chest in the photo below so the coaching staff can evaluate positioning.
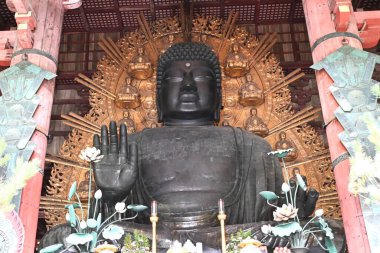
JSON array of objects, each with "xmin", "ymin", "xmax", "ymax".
[{"xmin": 137, "ymin": 127, "xmax": 239, "ymax": 206}]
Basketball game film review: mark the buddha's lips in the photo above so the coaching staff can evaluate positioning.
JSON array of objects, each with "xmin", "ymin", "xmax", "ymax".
[{"xmin": 179, "ymin": 92, "xmax": 199, "ymax": 102}]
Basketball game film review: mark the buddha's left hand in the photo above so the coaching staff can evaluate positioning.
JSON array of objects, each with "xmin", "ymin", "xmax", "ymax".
[{"xmin": 279, "ymin": 174, "xmax": 319, "ymax": 219}]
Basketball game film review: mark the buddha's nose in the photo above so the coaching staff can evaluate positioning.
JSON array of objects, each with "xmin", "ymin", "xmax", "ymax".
[{"xmin": 180, "ymin": 75, "xmax": 198, "ymax": 92}]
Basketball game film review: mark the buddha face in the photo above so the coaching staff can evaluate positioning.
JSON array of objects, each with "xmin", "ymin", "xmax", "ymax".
[{"xmin": 159, "ymin": 60, "xmax": 217, "ymax": 125}]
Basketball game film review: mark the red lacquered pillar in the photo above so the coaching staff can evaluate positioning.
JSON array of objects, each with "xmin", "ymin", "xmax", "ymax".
[{"xmin": 302, "ymin": 0, "xmax": 370, "ymax": 252}]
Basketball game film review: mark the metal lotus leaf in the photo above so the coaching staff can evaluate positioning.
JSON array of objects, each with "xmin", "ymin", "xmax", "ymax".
[
  {"xmin": 0, "ymin": 99, "xmax": 40, "ymax": 122},
  {"xmin": 3, "ymin": 142, "xmax": 35, "ymax": 162},
  {"xmin": 259, "ymin": 191, "xmax": 278, "ymax": 201},
  {"xmin": 271, "ymin": 221, "xmax": 302, "ymax": 237},
  {"xmin": 312, "ymin": 46, "xmax": 380, "ymax": 160},
  {"xmin": 325, "ymin": 237, "xmax": 338, "ymax": 253},
  {"xmin": 268, "ymin": 149, "xmax": 294, "ymax": 158},
  {"xmin": 86, "ymin": 218, "xmax": 97, "ymax": 229},
  {"xmin": 330, "ymin": 85, "xmax": 377, "ymax": 112},
  {"xmin": 334, "ymin": 108, "xmax": 372, "ymax": 136},
  {"xmin": 65, "ymin": 233, "xmax": 93, "ymax": 245},
  {"xmin": 90, "ymin": 231, "xmax": 97, "ymax": 252},
  {"xmin": 40, "ymin": 243, "xmax": 64, "ymax": 253},
  {"xmin": 0, "ymin": 60, "xmax": 56, "ymax": 101},
  {"xmin": 102, "ymin": 225, "xmax": 124, "ymax": 240},
  {"xmin": 311, "ymin": 46, "xmax": 380, "ymax": 88},
  {"xmin": 68, "ymin": 181, "xmax": 77, "ymax": 200},
  {"xmin": 0, "ymin": 123, "xmax": 37, "ymax": 149},
  {"xmin": 127, "ymin": 204, "xmax": 148, "ymax": 212}
]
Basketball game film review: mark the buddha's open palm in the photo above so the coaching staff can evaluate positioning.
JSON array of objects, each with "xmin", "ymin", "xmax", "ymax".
[{"xmin": 93, "ymin": 121, "xmax": 137, "ymax": 203}]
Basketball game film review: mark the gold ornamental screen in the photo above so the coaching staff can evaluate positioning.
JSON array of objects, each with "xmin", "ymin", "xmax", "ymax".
[{"xmin": 42, "ymin": 12, "xmax": 340, "ymax": 228}]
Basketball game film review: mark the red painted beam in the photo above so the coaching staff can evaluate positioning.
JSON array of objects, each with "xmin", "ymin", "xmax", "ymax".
[
  {"xmin": 302, "ymin": 0, "xmax": 371, "ymax": 252},
  {"xmin": 335, "ymin": 4, "xmax": 351, "ymax": 32},
  {"xmin": 8, "ymin": 0, "xmax": 64, "ymax": 252},
  {"xmin": 354, "ymin": 11, "xmax": 380, "ymax": 48},
  {"xmin": 6, "ymin": 0, "xmax": 32, "ymax": 13},
  {"xmin": 330, "ymin": 0, "xmax": 380, "ymax": 48},
  {"xmin": 0, "ymin": 31, "xmax": 17, "ymax": 66}
]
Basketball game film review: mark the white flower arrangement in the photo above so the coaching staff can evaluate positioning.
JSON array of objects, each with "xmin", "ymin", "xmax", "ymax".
[
  {"xmin": 273, "ymin": 204, "xmax": 298, "ymax": 222},
  {"xmin": 40, "ymin": 146, "xmax": 147, "ymax": 253},
  {"xmin": 260, "ymin": 149, "xmax": 337, "ymax": 252},
  {"xmin": 79, "ymin": 146, "xmax": 104, "ymax": 162}
]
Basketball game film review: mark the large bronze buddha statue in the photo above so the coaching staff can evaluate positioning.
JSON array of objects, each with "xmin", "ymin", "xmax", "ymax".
[
  {"xmin": 93, "ymin": 43, "xmax": 284, "ymax": 227},
  {"xmin": 91, "ymin": 42, "xmax": 326, "ymax": 246},
  {"xmin": 40, "ymin": 43, "xmax": 332, "ymax": 251}
]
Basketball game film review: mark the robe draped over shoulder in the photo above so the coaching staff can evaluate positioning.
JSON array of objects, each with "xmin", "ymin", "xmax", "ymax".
[
  {"xmin": 128, "ymin": 126, "xmax": 283, "ymax": 226},
  {"xmin": 226, "ymin": 127, "xmax": 283, "ymax": 224}
]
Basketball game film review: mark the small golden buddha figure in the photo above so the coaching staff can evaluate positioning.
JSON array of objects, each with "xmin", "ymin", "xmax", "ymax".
[
  {"xmin": 224, "ymin": 43, "xmax": 249, "ymax": 78},
  {"xmin": 200, "ymin": 34, "xmax": 208, "ymax": 43},
  {"xmin": 161, "ymin": 35, "xmax": 175, "ymax": 53},
  {"xmin": 245, "ymin": 108, "xmax": 268, "ymax": 137},
  {"xmin": 168, "ymin": 34, "xmax": 174, "ymax": 45},
  {"xmin": 147, "ymin": 109, "xmax": 158, "ymax": 120},
  {"xmin": 118, "ymin": 111, "xmax": 136, "ymax": 134},
  {"xmin": 128, "ymin": 47, "xmax": 153, "ymax": 80},
  {"xmin": 116, "ymin": 77, "xmax": 141, "ymax": 109},
  {"xmin": 238, "ymin": 74, "xmax": 264, "ymax": 106},
  {"xmin": 149, "ymin": 122, "xmax": 159, "ymax": 128},
  {"xmin": 221, "ymin": 119, "xmax": 230, "ymax": 126},
  {"xmin": 275, "ymin": 131, "xmax": 298, "ymax": 162}
]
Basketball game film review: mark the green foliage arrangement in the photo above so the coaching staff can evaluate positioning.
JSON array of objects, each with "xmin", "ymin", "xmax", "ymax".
[
  {"xmin": 259, "ymin": 149, "xmax": 337, "ymax": 253},
  {"xmin": 39, "ymin": 147, "xmax": 147, "ymax": 253},
  {"xmin": 226, "ymin": 229, "xmax": 253, "ymax": 253},
  {"xmin": 122, "ymin": 230, "xmax": 151, "ymax": 253},
  {"xmin": 348, "ymin": 114, "xmax": 380, "ymax": 204},
  {"xmin": 0, "ymin": 138, "xmax": 40, "ymax": 213}
]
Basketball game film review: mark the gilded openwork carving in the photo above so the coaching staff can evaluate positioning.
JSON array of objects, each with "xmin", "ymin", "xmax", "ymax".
[{"xmin": 43, "ymin": 13, "xmax": 340, "ymax": 227}]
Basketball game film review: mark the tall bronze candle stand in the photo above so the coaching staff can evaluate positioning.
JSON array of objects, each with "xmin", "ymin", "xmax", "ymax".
[
  {"xmin": 218, "ymin": 199, "xmax": 227, "ymax": 253},
  {"xmin": 150, "ymin": 200, "xmax": 158, "ymax": 253}
]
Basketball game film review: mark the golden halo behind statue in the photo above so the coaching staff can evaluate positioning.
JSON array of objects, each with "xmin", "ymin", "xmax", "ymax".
[{"xmin": 43, "ymin": 12, "xmax": 340, "ymax": 228}]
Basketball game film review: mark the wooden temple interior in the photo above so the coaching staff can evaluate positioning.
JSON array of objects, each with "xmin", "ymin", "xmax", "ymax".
[{"xmin": 0, "ymin": 0, "xmax": 379, "ymax": 250}]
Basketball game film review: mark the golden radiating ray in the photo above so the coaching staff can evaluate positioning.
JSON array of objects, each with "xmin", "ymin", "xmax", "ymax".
[
  {"xmin": 61, "ymin": 114, "xmax": 100, "ymax": 134},
  {"xmin": 40, "ymin": 196, "xmax": 89, "ymax": 207},
  {"xmin": 45, "ymin": 155, "xmax": 89, "ymax": 170},
  {"xmin": 266, "ymin": 114, "xmax": 320, "ymax": 138},
  {"xmin": 98, "ymin": 37, "xmax": 124, "ymax": 67},
  {"xmin": 264, "ymin": 69, "xmax": 305, "ymax": 96},
  {"xmin": 254, "ymin": 34, "xmax": 278, "ymax": 62},
  {"xmin": 75, "ymin": 73, "xmax": 116, "ymax": 100},
  {"xmin": 62, "ymin": 120, "xmax": 100, "ymax": 135},
  {"xmin": 106, "ymin": 37, "xmax": 125, "ymax": 62},
  {"xmin": 217, "ymin": 11, "xmax": 239, "ymax": 55},
  {"xmin": 286, "ymin": 153, "xmax": 331, "ymax": 169},
  {"xmin": 68, "ymin": 112, "xmax": 101, "ymax": 130},
  {"xmin": 249, "ymin": 33, "xmax": 277, "ymax": 66},
  {"xmin": 137, "ymin": 13, "xmax": 159, "ymax": 58},
  {"xmin": 269, "ymin": 107, "xmax": 321, "ymax": 134},
  {"xmin": 249, "ymin": 33, "xmax": 270, "ymax": 62},
  {"xmin": 319, "ymin": 191, "xmax": 339, "ymax": 198}
]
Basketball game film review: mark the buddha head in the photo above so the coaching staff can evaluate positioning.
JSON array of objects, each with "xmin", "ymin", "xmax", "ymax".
[
  {"xmin": 279, "ymin": 131, "xmax": 286, "ymax": 140},
  {"xmin": 157, "ymin": 42, "xmax": 222, "ymax": 126}
]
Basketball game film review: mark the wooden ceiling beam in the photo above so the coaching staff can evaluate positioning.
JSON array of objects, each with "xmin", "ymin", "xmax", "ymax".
[{"xmin": 118, "ymin": 6, "xmax": 150, "ymax": 12}]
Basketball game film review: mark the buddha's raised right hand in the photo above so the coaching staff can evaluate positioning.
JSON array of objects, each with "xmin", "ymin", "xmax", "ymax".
[{"xmin": 93, "ymin": 121, "xmax": 137, "ymax": 203}]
